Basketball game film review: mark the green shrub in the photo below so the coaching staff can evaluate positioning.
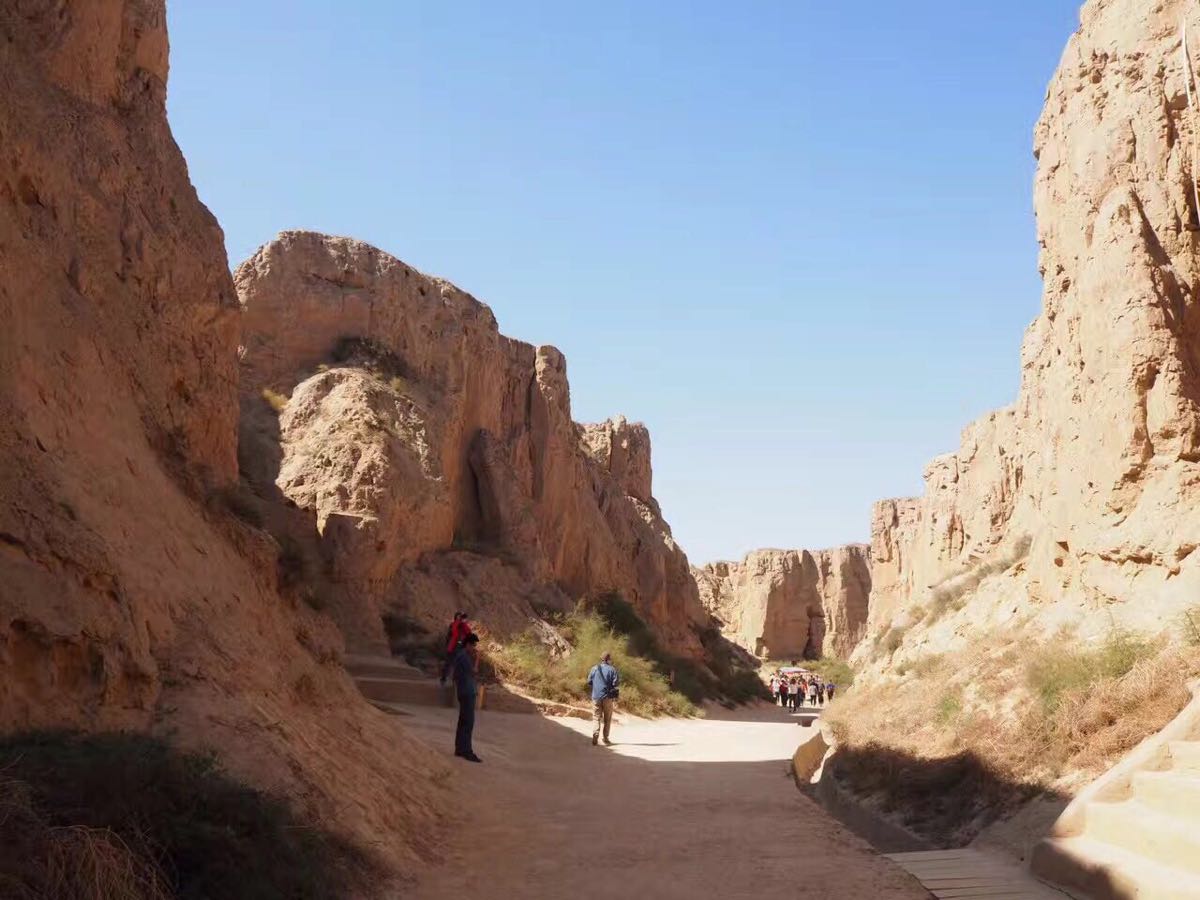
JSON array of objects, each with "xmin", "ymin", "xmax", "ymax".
[
  {"xmin": 582, "ymin": 594, "xmax": 769, "ymax": 705},
  {"xmin": 1026, "ymin": 630, "xmax": 1156, "ymax": 714},
  {"xmin": 0, "ymin": 732, "xmax": 374, "ymax": 900},
  {"xmin": 805, "ymin": 656, "xmax": 855, "ymax": 689},
  {"xmin": 490, "ymin": 606, "xmax": 700, "ymax": 718},
  {"xmin": 936, "ymin": 690, "xmax": 962, "ymax": 725}
]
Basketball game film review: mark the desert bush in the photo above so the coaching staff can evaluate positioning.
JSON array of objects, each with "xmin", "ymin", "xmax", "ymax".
[
  {"xmin": 935, "ymin": 689, "xmax": 962, "ymax": 725},
  {"xmin": 804, "ymin": 656, "xmax": 855, "ymax": 689},
  {"xmin": 260, "ymin": 387, "xmax": 288, "ymax": 413},
  {"xmin": 585, "ymin": 594, "xmax": 769, "ymax": 705},
  {"xmin": 489, "ymin": 605, "xmax": 699, "ymax": 718},
  {"xmin": 0, "ymin": 732, "xmax": 375, "ymax": 900},
  {"xmin": 1025, "ymin": 630, "xmax": 1156, "ymax": 714}
]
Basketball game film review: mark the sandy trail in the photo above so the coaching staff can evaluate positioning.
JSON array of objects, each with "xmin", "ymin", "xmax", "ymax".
[{"xmin": 399, "ymin": 701, "xmax": 929, "ymax": 900}]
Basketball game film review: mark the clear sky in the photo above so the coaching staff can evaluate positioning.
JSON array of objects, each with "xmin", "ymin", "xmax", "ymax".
[{"xmin": 167, "ymin": 1, "xmax": 1083, "ymax": 564}]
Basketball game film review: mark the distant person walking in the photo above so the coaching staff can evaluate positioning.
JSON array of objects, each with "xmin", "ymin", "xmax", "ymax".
[
  {"xmin": 451, "ymin": 633, "xmax": 482, "ymax": 762},
  {"xmin": 769, "ymin": 674, "xmax": 779, "ymax": 703},
  {"xmin": 809, "ymin": 679, "xmax": 820, "ymax": 707},
  {"xmin": 789, "ymin": 678, "xmax": 801, "ymax": 711},
  {"xmin": 827, "ymin": 682, "xmax": 837, "ymax": 702},
  {"xmin": 440, "ymin": 611, "xmax": 472, "ymax": 684},
  {"xmin": 587, "ymin": 652, "xmax": 621, "ymax": 746},
  {"xmin": 817, "ymin": 679, "xmax": 826, "ymax": 706}
]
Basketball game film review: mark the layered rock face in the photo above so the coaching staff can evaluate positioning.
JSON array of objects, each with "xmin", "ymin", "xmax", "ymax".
[
  {"xmin": 858, "ymin": 0, "xmax": 1200, "ymax": 665},
  {"xmin": 696, "ymin": 545, "xmax": 871, "ymax": 659},
  {"xmin": 236, "ymin": 232, "xmax": 709, "ymax": 658},
  {"xmin": 0, "ymin": 0, "xmax": 447, "ymax": 871}
]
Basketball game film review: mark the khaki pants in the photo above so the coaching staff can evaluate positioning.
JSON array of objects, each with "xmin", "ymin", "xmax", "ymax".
[{"xmin": 592, "ymin": 697, "xmax": 614, "ymax": 742}]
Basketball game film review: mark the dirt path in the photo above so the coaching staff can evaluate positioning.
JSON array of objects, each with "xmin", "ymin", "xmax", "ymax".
[{"xmin": 398, "ymin": 702, "xmax": 929, "ymax": 899}]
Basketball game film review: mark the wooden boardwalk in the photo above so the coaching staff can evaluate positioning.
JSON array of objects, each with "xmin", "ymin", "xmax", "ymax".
[{"xmin": 884, "ymin": 849, "xmax": 1070, "ymax": 899}]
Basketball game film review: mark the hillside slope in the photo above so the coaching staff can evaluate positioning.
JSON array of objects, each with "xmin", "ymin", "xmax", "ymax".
[{"xmin": 235, "ymin": 231, "xmax": 715, "ymax": 661}]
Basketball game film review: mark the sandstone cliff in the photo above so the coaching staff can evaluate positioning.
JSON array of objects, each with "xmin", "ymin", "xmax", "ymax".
[
  {"xmin": 855, "ymin": 0, "xmax": 1200, "ymax": 672},
  {"xmin": 696, "ymin": 545, "xmax": 871, "ymax": 660},
  {"xmin": 0, "ymin": 0, "xmax": 449, "ymax": 873},
  {"xmin": 235, "ymin": 231, "xmax": 710, "ymax": 660}
]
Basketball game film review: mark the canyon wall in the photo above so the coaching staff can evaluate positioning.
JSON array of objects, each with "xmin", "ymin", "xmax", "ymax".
[
  {"xmin": 0, "ymin": 0, "xmax": 456, "ymax": 874},
  {"xmin": 856, "ymin": 0, "xmax": 1200, "ymax": 668},
  {"xmin": 696, "ymin": 545, "xmax": 871, "ymax": 660},
  {"xmin": 236, "ymin": 232, "xmax": 710, "ymax": 659}
]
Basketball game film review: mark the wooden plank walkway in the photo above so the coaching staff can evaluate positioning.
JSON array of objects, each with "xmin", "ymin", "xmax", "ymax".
[{"xmin": 884, "ymin": 849, "xmax": 1070, "ymax": 899}]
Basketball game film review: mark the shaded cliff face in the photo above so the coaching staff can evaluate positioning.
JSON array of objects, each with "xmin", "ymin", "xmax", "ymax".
[
  {"xmin": 0, "ymin": 1, "xmax": 449, "ymax": 872},
  {"xmin": 859, "ymin": 0, "xmax": 1200, "ymax": 668},
  {"xmin": 696, "ymin": 545, "xmax": 871, "ymax": 660},
  {"xmin": 236, "ymin": 232, "xmax": 709, "ymax": 658}
]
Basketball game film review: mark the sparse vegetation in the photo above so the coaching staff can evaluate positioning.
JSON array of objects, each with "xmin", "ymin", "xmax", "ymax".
[
  {"xmin": 803, "ymin": 656, "xmax": 856, "ymax": 689},
  {"xmin": 1025, "ymin": 629, "xmax": 1156, "ymax": 714},
  {"xmin": 921, "ymin": 535, "xmax": 1032, "ymax": 625},
  {"xmin": 260, "ymin": 387, "xmax": 288, "ymax": 413},
  {"xmin": 584, "ymin": 593, "xmax": 769, "ymax": 706},
  {"xmin": 826, "ymin": 628, "xmax": 1200, "ymax": 846},
  {"xmin": 0, "ymin": 732, "xmax": 376, "ymax": 900},
  {"xmin": 488, "ymin": 604, "xmax": 700, "ymax": 718},
  {"xmin": 1182, "ymin": 604, "xmax": 1200, "ymax": 646},
  {"xmin": 935, "ymin": 689, "xmax": 962, "ymax": 725}
]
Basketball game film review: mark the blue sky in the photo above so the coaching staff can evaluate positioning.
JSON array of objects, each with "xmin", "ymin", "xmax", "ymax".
[{"xmin": 167, "ymin": 1, "xmax": 1083, "ymax": 563}]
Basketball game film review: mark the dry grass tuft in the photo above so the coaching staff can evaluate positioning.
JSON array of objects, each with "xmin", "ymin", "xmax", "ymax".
[
  {"xmin": 0, "ymin": 731, "xmax": 377, "ymax": 900},
  {"xmin": 0, "ymin": 780, "xmax": 169, "ymax": 900}
]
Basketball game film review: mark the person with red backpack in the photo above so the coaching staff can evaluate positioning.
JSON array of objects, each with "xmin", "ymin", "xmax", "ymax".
[{"xmin": 439, "ymin": 611, "xmax": 473, "ymax": 683}]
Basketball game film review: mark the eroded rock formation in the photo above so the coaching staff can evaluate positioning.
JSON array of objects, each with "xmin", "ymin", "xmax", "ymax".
[
  {"xmin": 696, "ymin": 545, "xmax": 871, "ymax": 659},
  {"xmin": 856, "ymin": 0, "xmax": 1200, "ymax": 668},
  {"xmin": 0, "ymin": 0, "xmax": 448, "ymax": 873},
  {"xmin": 236, "ymin": 232, "xmax": 710, "ymax": 658}
]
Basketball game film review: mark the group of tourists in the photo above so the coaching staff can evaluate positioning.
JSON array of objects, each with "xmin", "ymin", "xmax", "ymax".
[
  {"xmin": 439, "ymin": 610, "xmax": 623, "ymax": 762},
  {"xmin": 440, "ymin": 612, "xmax": 838, "ymax": 762},
  {"xmin": 769, "ymin": 670, "xmax": 835, "ymax": 710}
]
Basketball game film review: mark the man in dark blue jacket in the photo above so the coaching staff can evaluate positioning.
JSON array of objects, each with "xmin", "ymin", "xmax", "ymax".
[
  {"xmin": 586, "ymin": 651, "xmax": 620, "ymax": 746},
  {"xmin": 451, "ymin": 633, "xmax": 482, "ymax": 762}
]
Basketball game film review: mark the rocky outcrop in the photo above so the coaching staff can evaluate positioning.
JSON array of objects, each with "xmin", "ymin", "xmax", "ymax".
[
  {"xmin": 696, "ymin": 545, "xmax": 871, "ymax": 659},
  {"xmin": 855, "ymin": 0, "xmax": 1200, "ymax": 669},
  {"xmin": 236, "ymin": 232, "xmax": 710, "ymax": 658},
  {"xmin": 0, "ymin": 0, "xmax": 448, "ymax": 874}
]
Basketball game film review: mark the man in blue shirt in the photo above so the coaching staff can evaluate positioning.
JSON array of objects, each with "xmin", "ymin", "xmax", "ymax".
[
  {"xmin": 451, "ymin": 633, "xmax": 482, "ymax": 762},
  {"xmin": 586, "ymin": 651, "xmax": 620, "ymax": 746}
]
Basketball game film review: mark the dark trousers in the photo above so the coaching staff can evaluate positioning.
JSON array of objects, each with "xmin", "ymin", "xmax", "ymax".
[{"xmin": 455, "ymin": 692, "xmax": 476, "ymax": 755}]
